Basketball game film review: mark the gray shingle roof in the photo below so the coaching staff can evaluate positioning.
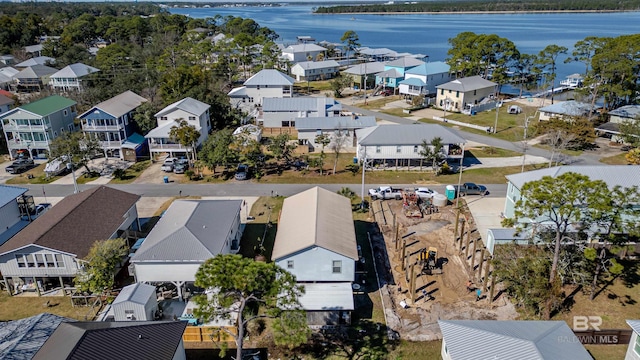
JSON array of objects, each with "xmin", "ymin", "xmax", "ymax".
[
  {"xmin": 33, "ymin": 321, "xmax": 186, "ymax": 360},
  {"xmin": 609, "ymin": 104, "xmax": 640, "ymax": 119},
  {"xmin": 14, "ymin": 65, "xmax": 58, "ymax": 79},
  {"xmin": 385, "ymin": 57, "xmax": 424, "ymax": 68},
  {"xmin": 627, "ymin": 320, "xmax": 640, "ymax": 334},
  {"xmin": 356, "ymin": 124, "xmax": 466, "ymax": 146},
  {"xmin": 295, "ymin": 116, "xmax": 376, "ymax": 130},
  {"xmin": 112, "ymin": 283, "xmax": 156, "ymax": 306},
  {"xmin": 50, "ymin": 63, "xmax": 99, "ymax": 79},
  {"xmin": 283, "ymin": 43, "xmax": 326, "ymax": 53},
  {"xmin": 376, "ymin": 68, "xmax": 402, "ymax": 78},
  {"xmin": 439, "ymin": 320, "xmax": 592, "ymax": 360},
  {"xmin": 505, "ymin": 165, "xmax": 640, "ymax": 190},
  {"xmin": 244, "ymin": 69, "xmax": 294, "ymax": 86},
  {"xmin": 0, "ymin": 185, "xmax": 27, "ymax": 207},
  {"xmin": 272, "ymin": 187, "xmax": 358, "ymax": 261},
  {"xmin": 154, "ymin": 97, "xmax": 209, "ymax": 118},
  {"xmin": 436, "ymin": 75, "xmax": 497, "ymax": 92},
  {"xmin": 0, "ymin": 186, "xmax": 140, "ymax": 258},
  {"xmin": 79, "ymin": 90, "xmax": 147, "ymax": 119},
  {"xmin": 15, "ymin": 56, "xmax": 54, "ymax": 67},
  {"xmin": 293, "ymin": 60, "xmax": 340, "ymax": 70},
  {"xmin": 131, "ymin": 200, "xmax": 242, "ymax": 262},
  {"xmin": 0, "ymin": 313, "xmax": 75, "ymax": 360}
]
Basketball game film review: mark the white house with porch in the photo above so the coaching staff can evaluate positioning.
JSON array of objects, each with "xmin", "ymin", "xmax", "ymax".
[
  {"xmin": 273, "ymin": 187, "xmax": 358, "ymax": 327},
  {"xmin": 145, "ymin": 97, "xmax": 210, "ymax": 159},
  {"xmin": 49, "ymin": 63, "xmax": 99, "ymax": 92},
  {"xmin": 228, "ymin": 69, "xmax": 295, "ymax": 113},
  {"xmin": 261, "ymin": 97, "xmax": 341, "ymax": 128},
  {"xmin": 296, "ymin": 115, "xmax": 376, "ymax": 152},
  {"xmin": 130, "ymin": 200, "xmax": 243, "ymax": 301},
  {"xmin": 281, "ymin": 43, "xmax": 327, "ymax": 63},
  {"xmin": 290, "ymin": 60, "xmax": 340, "ymax": 81},
  {"xmin": 399, "ymin": 61, "xmax": 451, "ymax": 100},
  {"xmin": 355, "ymin": 124, "xmax": 466, "ymax": 169}
]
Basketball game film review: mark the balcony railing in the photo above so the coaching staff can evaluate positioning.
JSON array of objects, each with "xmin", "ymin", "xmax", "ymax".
[
  {"xmin": 7, "ymin": 139, "xmax": 50, "ymax": 149},
  {"xmin": 99, "ymin": 140, "xmax": 125, "ymax": 148},
  {"xmin": 3, "ymin": 123, "xmax": 50, "ymax": 131},
  {"xmin": 82, "ymin": 124, "xmax": 122, "ymax": 131},
  {"xmin": 149, "ymin": 143, "xmax": 189, "ymax": 150}
]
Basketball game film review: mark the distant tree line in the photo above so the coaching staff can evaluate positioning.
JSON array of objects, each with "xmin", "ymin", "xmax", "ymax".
[{"xmin": 315, "ymin": 0, "xmax": 640, "ymax": 14}]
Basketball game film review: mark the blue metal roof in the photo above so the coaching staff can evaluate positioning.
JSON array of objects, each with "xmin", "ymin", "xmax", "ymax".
[
  {"xmin": 0, "ymin": 185, "xmax": 27, "ymax": 207},
  {"xmin": 399, "ymin": 78, "xmax": 426, "ymax": 86},
  {"xmin": 405, "ymin": 61, "xmax": 450, "ymax": 76}
]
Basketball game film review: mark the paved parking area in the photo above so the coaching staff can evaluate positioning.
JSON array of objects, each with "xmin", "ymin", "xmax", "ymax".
[{"xmin": 464, "ymin": 196, "xmax": 506, "ymax": 246}]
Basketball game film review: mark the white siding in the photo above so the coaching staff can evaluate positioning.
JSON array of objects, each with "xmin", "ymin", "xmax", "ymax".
[
  {"xmin": 172, "ymin": 343, "xmax": 187, "ymax": 360},
  {"xmin": 276, "ymin": 247, "xmax": 354, "ymax": 282},
  {"xmin": 133, "ymin": 263, "xmax": 202, "ymax": 283},
  {"xmin": 0, "ymin": 202, "xmax": 21, "ymax": 235},
  {"xmin": 113, "ymin": 294, "xmax": 157, "ymax": 321},
  {"xmin": 155, "ymin": 109, "xmax": 209, "ymax": 146},
  {"xmin": 0, "ymin": 245, "xmax": 79, "ymax": 277},
  {"xmin": 245, "ymin": 86, "xmax": 289, "ymax": 106},
  {"xmin": 626, "ymin": 331, "xmax": 640, "ymax": 360},
  {"xmin": 359, "ymin": 144, "xmax": 449, "ymax": 160}
]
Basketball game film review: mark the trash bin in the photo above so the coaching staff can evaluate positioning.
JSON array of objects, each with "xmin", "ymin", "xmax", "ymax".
[
  {"xmin": 163, "ymin": 176, "xmax": 169, "ymax": 184},
  {"xmin": 353, "ymin": 157, "xmax": 358, "ymax": 164},
  {"xmin": 445, "ymin": 185, "xmax": 456, "ymax": 201}
]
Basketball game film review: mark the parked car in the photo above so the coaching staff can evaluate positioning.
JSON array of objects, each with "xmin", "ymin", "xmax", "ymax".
[
  {"xmin": 415, "ymin": 187, "xmax": 439, "ymax": 200},
  {"xmin": 173, "ymin": 159, "xmax": 189, "ymax": 174},
  {"xmin": 369, "ymin": 186, "xmax": 403, "ymax": 200},
  {"xmin": 456, "ymin": 182, "xmax": 489, "ymax": 196},
  {"xmin": 381, "ymin": 88, "xmax": 393, "ymax": 97},
  {"xmin": 161, "ymin": 158, "xmax": 176, "ymax": 172},
  {"xmin": 235, "ymin": 164, "xmax": 249, "ymax": 180},
  {"xmin": 6, "ymin": 158, "xmax": 34, "ymax": 174}
]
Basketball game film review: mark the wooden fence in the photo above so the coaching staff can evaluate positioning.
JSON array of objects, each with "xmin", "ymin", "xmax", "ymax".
[
  {"xmin": 183, "ymin": 326, "xmax": 238, "ymax": 343},
  {"xmin": 261, "ymin": 127, "xmax": 298, "ymax": 137}
]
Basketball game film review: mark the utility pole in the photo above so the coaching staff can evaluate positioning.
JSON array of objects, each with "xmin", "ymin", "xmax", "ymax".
[{"xmin": 521, "ymin": 116, "xmax": 532, "ymax": 173}]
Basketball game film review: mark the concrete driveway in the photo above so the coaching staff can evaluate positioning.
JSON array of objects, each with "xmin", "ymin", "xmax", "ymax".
[{"xmin": 464, "ymin": 196, "xmax": 506, "ymax": 246}]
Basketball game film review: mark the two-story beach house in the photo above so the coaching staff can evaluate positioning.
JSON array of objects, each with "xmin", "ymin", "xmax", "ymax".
[
  {"xmin": 355, "ymin": 124, "xmax": 466, "ymax": 169},
  {"xmin": 130, "ymin": 200, "xmax": 243, "ymax": 301},
  {"xmin": 342, "ymin": 61, "xmax": 385, "ymax": 91},
  {"xmin": 0, "ymin": 186, "xmax": 140, "ymax": 296},
  {"xmin": 0, "ymin": 95, "xmax": 77, "ymax": 159},
  {"xmin": 261, "ymin": 97, "xmax": 342, "ymax": 128},
  {"xmin": 228, "ymin": 69, "xmax": 295, "ymax": 113},
  {"xmin": 272, "ymin": 187, "xmax": 359, "ymax": 327},
  {"xmin": 399, "ymin": 61, "xmax": 452, "ymax": 100},
  {"xmin": 375, "ymin": 57, "xmax": 425, "ymax": 94},
  {"xmin": 79, "ymin": 90, "xmax": 148, "ymax": 161},
  {"xmin": 13, "ymin": 65, "xmax": 58, "ymax": 92},
  {"xmin": 145, "ymin": 97, "xmax": 210, "ymax": 159},
  {"xmin": 290, "ymin": 60, "xmax": 340, "ymax": 81},
  {"xmin": 281, "ymin": 43, "xmax": 327, "ymax": 63},
  {"xmin": 435, "ymin": 76, "xmax": 498, "ymax": 113},
  {"xmin": 296, "ymin": 115, "xmax": 377, "ymax": 152},
  {"xmin": 49, "ymin": 63, "xmax": 99, "ymax": 92}
]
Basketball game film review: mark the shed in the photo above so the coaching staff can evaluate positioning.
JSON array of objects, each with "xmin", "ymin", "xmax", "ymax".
[{"xmin": 112, "ymin": 283, "xmax": 158, "ymax": 321}]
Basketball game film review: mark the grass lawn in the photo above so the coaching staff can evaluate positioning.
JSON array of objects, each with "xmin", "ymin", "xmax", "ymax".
[
  {"xmin": 5, "ymin": 163, "xmax": 58, "ymax": 185},
  {"xmin": 0, "ymin": 292, "xmax": 102, "ymax": 321},
  {"xmin": 380, "ymin": 108, "xmax": 413, "ymax": 118},
  {"xmin": 466, "ymin": 146, "xmax": 522, "ymax": 158},
  {"xmin": 418, "ymin": 104, "xmax": 539, "ymax": 143},
  {"xmin": 600, "ymin": 153, "xmax": 629, "ymax": 165},
  {"xmin": 238, "ymin": 196, "xmax": 284, "ymax": 261},
  {"xmin": 109, "ymin": 160, "xmax": 152, "ymax": 184},
  {"xmin": 256, "ymin": 153, "xmax": 542, "ymax": 185}
]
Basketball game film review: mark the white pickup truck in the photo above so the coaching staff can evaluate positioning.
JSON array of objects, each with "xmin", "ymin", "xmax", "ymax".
[
  {"xmin": 369, "ymin": 186, "xmax": 403, "ymax": 200},
  {"xmin": 161, "ymin": 158, "xmax": 176, "ymax": 172}
]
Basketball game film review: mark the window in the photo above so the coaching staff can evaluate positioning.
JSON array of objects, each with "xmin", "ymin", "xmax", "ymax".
[
  {"xmin": 67, "ymin": 124, "xmax": 74, "ymax": 131},
  {"xmin": 25, "ymin": 254, "xmax": 35, "ymax": 268},
  {"xmin": 413, "ymin": 145, "xmax": 418, "ymax": 153},
  {"xmin": 440, "ymin": 89, "xmax": 444, "ymax": 95},
  {"xmin": 63, "ymin": 110, "xmax": 68, "ymax": 116},
  {"xmin": 332, "ymin": 260, "xmax": 342, "ymax": 274},
  {"xmin": 474, "ymin": 90, "xmax": 477, "ymax": 96},
  {"xmin": 376, "ymin": 146, "xmax": 381, "ymax": 153},
  {"xmin": 35, "ymin": 254, "xmax": 45, "ymax": 267},
  {"xmin": 287, "ymin": 260, "xmax": 294, "ymax": 269},
  {"xmin": 396, "ymin": 146, "xmax": 402, "ymax": 153},
  {"xmin": 15, "ymin": 255, "xmax": 26, "ymax": 267},
  {"xmin": 160, "ymin": 116, "xmax": 168, "ymax": 121},
  {"xmin": 456, "ymin": 91, "xmax": 459, "ymax": 97},
  {"xmin": 189, "ymin": 116, "xmax": 196, "ymax": 121},
  {"xmin": 45, "ymin": 254, "xmax": 55, "ymax": 267},
  {"xmin": 282, "ymin": 121, "xmax": 290, "ymax": 127}
]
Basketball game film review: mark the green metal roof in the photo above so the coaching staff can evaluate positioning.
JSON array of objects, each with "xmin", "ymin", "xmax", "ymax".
[{"xmin": 20, "ymin": 95, "xmax": 76, "ymax": 117}]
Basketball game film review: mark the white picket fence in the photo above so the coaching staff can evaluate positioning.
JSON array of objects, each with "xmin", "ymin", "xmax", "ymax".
[{"xmin": 432, "ymin": 116, "xmax": 493, "ymax": 132}]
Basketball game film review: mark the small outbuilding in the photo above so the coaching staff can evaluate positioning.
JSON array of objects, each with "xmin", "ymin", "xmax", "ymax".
[{"xmin": 112, "ymin": 283, "xmax": 158, "ymax": 321}]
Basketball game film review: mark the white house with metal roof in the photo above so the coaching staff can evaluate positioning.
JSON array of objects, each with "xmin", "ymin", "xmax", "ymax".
[
  {"xmin": 261, "ymin": 96, "xmax": 341, "ymax": 128},
  {"xmin": 435, "ymin": 76, "xmax": 497, "ymax": 113},
  {"xmin": 111, "ymin": 282, "xmax": 158, "ymax": 321},
  {"xmin": 228, "ymin": 69, "xmax": 295, "ymax": 112},
  {"xmin": 15, "ymin": 56, "xmax": 55, "ymax": 68},
  {"xmin": 400, "ymin": 61, "xmax": 452, "ymax": 99},
  {"xmin": 281, "ymin": 43, "xmax": 327, "ymax": 63},
  {"xmin": 0, "ymin": 185, "xmax": 28, "ymax": 247},
  {"xmin": 538, "ymin": 100, "xmax": 599, "ymax": 121},
  {"xmin": 597, "ymin": 104, "xmax": 640, "ymax": 143},
  {"xmin": 79, "ymin": 90, "xmax": 148, "ymax": 161},
  {"xmin": 355, "ymin": 124, "xmax": 466, "ymax": 169},
  {"xmin": 627, "ymin": 320, "xmax": 640, "ymax": 360},
  {"xmin": 130, "ymin": 200, "xmax": 243, "ymax": 301},
  {"xmin": 290, "ymin": 60, "xmax": 340, "ymax": 81},
  {"xmin": 145, "ymin": 97, "xmax": 210, "ymax": 159},
  {"xmin": 296, "ymin": 115, "xmax": 376, "ymax": 152},
  {"xmin": 439, "ymin": 320, "xmax": 591, "ymax": 360},
  {"xmin": 273, "ymin": 187, "xmax": 358, "ymax": 326},
  {"xmin": 49, "ymin": 63, "xmax": 99, "ymax": 91},
  {"xmin": 13, "ymin": 65, "xmax": 58, "ymax": 92}
]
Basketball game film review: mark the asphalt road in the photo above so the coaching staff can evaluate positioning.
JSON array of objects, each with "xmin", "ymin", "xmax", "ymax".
[
  {"xmin": 22, "ymin": 183, "xmax": 508, "ymax": 199},
  {"xmin": 341, "ymin": 104, "xmax": 602, "ymax": 165}
]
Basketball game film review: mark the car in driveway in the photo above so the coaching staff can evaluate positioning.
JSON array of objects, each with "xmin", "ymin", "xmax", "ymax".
[
  {"xmin": 6, "ymin": 158, "xmax": 34, "ymax": 174},
  {"xmin": 415, "ymin": 187, "xmax": 439, "ymax": 200},
  {"xmin": 161, "ymin": 158, "xmax": 176, "ymax": 172},
  {"xmin": 173, "ymin": 159, "xmax": 189, "ymax": 174},
  {"xmin": 457, "ymin": 182, "xmax": 489, "ymax": 196},
  {"xmin": 235, "ymin": 164, "xmax": 249, "ymax": 180}
]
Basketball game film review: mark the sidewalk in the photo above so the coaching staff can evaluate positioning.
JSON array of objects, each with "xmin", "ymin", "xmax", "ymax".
[{"xmin": 50, "ymin": 158, "xmax": 128, "ymax": 186}]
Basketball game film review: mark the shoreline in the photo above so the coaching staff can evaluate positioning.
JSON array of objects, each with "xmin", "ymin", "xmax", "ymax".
[{"xmin": 313, "ymin": 9, "xmax": 639, "ymax": 15}]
